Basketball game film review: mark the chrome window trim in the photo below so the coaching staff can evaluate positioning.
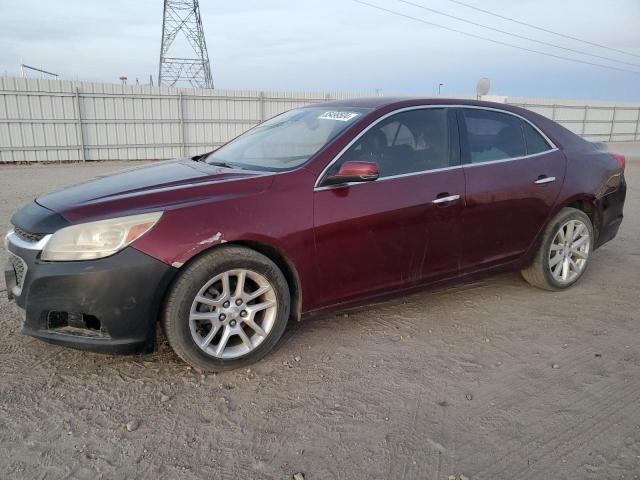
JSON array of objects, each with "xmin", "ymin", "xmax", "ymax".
[
  {"xmin": 459, "ymin": 105, "xmax": 557, "ymax": 148},
  {"xmin": 313, "ymin": 104, "xmax": 558, "ymax": 191},
  {"xmin": 462, "ymin": 148, "xmax": 559, "ymax": 169},
  {"xmin": 314, "ymin": 164, "xmax": 463, "ymax": 192}
]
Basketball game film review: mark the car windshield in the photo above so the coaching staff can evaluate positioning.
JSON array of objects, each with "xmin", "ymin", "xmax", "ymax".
[{"xmin": 204, "ymin": 107, "xmax": 370, "ymax": 171}]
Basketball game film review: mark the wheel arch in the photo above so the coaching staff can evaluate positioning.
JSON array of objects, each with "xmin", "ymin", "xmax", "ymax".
[
  {"xmin": 171, "ymin": 240, "xmax": 303, "ymax": 323},
  {"xmin": 524, "ymin": 195, "xmax": 599, "ymax": 267},
  {"xmin": 560, "ymin": 196, "xmax": 601, "ymax": 245},
  {"xmin": 230, "ymin": 240, "xmax": 303, "ymax": 322}
]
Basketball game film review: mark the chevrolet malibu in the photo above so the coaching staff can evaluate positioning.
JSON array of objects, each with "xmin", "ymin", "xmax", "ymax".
[{"xmin": 4, "ymin": 98, "xmax": 626, "ymax": 371}]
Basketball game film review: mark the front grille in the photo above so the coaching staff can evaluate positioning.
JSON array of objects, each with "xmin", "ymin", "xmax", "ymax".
[
  {"xmin": 8, "ymin": 252, "xmax": 27, "ymax": 290},
  {"xmin": 14, "ymin": 227, "xmax": 45, "ymax": 243}
]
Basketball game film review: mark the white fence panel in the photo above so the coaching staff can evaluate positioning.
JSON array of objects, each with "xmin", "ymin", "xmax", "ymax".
[
  {"xmin": 508, "ymin": 96, "xmax": 640, "ymax": 142},
  {"xmin": 0, "ymin": 76, "xmax": 638, "ymax": 163}
]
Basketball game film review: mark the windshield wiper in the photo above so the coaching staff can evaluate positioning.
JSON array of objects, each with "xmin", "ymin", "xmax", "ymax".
[{"xmin": 208, "ymin": 160, "xmax": 241, "ymax": 169}]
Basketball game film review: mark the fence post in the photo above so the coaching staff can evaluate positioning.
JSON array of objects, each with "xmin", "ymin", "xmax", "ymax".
[
  {"xmin": 635, "ymin": 107, "xmax": 640, "ymax": 141},
  {"xmin": 551, "ymin": 104, "xmax": 557, "ymax": 120},
  {"xmin": 74, "ymin": 87, "xmax": 86, "ymax": 162},
  {"xmin": 178, "ymin": 92, "xmax": 185, "ymax": 156},
  {"xmin": 259, "ymin": 91, "xmax": 265, "ymax": 122},
  {"xmin": 609, "ymin": 106, "xmax": 616, "ymax": 142},
  {"xmin": 581, "ymin": 106, "xmax": 589, "ymax": 136}
]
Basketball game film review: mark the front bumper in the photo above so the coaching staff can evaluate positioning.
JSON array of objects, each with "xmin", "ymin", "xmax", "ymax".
[{"xmin": 5, "ymin": 232, "xmax": 177, "ymax": 354}]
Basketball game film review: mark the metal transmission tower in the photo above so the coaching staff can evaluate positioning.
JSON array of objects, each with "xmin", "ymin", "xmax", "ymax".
[{"xmin": 159, "ymin": 0, "xmax": 213, "ymax": 88}]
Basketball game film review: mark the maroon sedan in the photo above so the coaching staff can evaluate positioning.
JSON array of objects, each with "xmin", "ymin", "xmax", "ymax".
[{"xmin": 5, "ymin": 98, "xmax": 626, "ymax": 371}]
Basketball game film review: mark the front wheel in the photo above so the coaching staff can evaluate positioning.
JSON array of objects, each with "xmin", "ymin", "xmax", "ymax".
[
  {"xmin": 521, "ymin": 207, "xmax": 594, "ymax": 291},
  {"xmin": 162, "ymin": 246, "xmax": 290, "ymax": 371}
]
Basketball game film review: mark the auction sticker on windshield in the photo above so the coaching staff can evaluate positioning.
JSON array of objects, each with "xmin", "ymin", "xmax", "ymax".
[{"xmin": 318, "ymin": 111, "xmax": 361, "ymax": 121}]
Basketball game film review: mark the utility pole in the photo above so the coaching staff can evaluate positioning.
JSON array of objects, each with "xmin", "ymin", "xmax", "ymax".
[{"xmin": 158, "ymin": 0, "xmax": 213, "ymax": 88}]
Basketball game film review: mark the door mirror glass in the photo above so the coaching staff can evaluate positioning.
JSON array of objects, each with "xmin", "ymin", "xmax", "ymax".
[{"xmin": 324, "ymin": 161, "xmax": 379, "ymax": 186}]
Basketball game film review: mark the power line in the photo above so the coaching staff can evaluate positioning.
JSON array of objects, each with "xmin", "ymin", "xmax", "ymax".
[
  {"xmin": 443, "ymin": 0, "xmax": 640, "ymax": 59},
  {"xmin": 351, "ymin": 0, "xmax": 639, "ymax": 74},
  {"xmin": 395, "ymin": 0, "xmax": 640, "ymax": 69}
]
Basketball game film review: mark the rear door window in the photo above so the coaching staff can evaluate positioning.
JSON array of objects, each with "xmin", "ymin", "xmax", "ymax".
[
  {"xmin": 461, "ymin": 108, "xmax": 526, "ymax": 163},
  {"xmin": 523, "ymin": 122, "xmax": 552, "ymax": 155}
]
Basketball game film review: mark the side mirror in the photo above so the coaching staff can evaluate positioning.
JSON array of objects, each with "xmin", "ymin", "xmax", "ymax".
[{"xmin": 324, "ymin": 161, "xmax": 379, "ymax": 186}]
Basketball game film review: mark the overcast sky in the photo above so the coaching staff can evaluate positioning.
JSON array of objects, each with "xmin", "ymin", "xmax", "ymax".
[{"xmin": 0, "ymin": 0, "xmax": 638, "ymax": 101}]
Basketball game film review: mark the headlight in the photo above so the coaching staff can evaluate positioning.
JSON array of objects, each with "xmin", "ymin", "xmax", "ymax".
[{"xmin": 41, "ymin": 212, "xmax": 163, "ymax": 261}]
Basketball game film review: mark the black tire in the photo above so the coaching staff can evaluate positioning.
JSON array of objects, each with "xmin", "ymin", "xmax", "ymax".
[
  {"xmin": 521, "ymin": 207, "xmax": 594, "ymax": 291},
  {"xmin": 162, "ymin": 245, "xmax": 290, "ymax": 372}
]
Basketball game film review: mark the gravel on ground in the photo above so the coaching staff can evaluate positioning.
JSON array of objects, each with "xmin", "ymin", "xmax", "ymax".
[{"xmin": 0, "ymin": 154, "xmax": 639, "ymax": 479}]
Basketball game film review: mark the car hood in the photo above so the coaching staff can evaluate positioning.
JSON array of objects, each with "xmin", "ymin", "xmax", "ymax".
[{"xmin": 36, "ymin": 158, "xmax": 275, "ymax": 223}]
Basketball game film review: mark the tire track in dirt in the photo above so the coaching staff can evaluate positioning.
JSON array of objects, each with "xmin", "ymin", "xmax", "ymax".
[
  {"xmin": 386, "ymin": 392, "xmax": 429, "ymax": 479},
  {"xmin": 383, "ymin": 374, "xmax": 456, "ymax": 478},
  {"xmin": 471, "ymin": 379, "xmax": 640, "ymax": 478},
  {"xmin": 466, "ymin": 328, "xmax": 624, "ymax": 402},
  {"xmin": 443, "ymin": 342, "xmax": 601, "ymax": 432},
  {"xmin": 515, "ymin": 386, "xmax": 640, "ymax": 479},
  {"xmin": 522, "ymin": 420, "xmax": 640, "ymax": 479},
  {"xmin": 441, "ymin": 339, "xmax": 634, "ymax": 472}
]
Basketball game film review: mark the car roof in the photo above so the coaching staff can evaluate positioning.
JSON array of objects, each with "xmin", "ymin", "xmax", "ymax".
[
  {"xmin": 316, "ymin": 96, "xmax": 511, "ymax": 110},
  {"xmin": 314, "ymin": 96, "xmax": 587, "ymax": 149}
]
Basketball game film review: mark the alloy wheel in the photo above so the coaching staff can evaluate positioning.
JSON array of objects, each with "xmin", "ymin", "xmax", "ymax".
[
  {"xmin": 548, "ymin": 219, "xmax": 590, "ymax": 284},
  {"xmin": 189, "ymin": 269, "xmax": 277, "ymax": 359}
]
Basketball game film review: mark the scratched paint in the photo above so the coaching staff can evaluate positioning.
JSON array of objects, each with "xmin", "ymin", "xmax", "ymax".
[{"xmin": 197, "ymin": 232, "xmax": 222, "ymax": 245}]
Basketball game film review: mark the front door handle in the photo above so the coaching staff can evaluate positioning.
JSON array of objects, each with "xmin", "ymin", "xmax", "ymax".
[
  {"xmin": 534, "ymin": 176, "xmax": 556, "ymax": 185},
  {"xmin": 432, "ymin": 194, "xmax": 461, "ymax": 204}
]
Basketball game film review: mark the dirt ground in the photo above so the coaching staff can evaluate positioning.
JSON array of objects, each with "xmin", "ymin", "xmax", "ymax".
[{"xmin": 1, "ymin": 153, "xmax": 639, "ymax": 480}]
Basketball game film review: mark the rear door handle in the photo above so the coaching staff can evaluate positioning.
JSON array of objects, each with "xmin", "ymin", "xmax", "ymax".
[
  {"xmin": 534, "ymin": 176, "xmax": 556, "ymax": 185},
  {"xmin": 432, "ymin": 194, "xmax": 461, "ymax": 204}
]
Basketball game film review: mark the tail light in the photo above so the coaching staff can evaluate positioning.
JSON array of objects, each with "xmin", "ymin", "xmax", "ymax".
[{"xmin": 611, "ymin": 153, "xmax": 626, "ymax": 170}]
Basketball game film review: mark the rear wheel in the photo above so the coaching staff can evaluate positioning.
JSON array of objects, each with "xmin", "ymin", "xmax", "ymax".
[
  {"xmin": 521, "ymin": 207, "xmax": 594, "ymax": 291},
  {"xmin": 162, "ymin": 246, "xmax": 290, "ymax": 371}
]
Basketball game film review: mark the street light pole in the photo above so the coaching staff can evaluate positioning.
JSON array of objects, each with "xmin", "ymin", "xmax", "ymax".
[{"xmin": 438, "ymin": 83, "xmax": 444, "ymax": 95}]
